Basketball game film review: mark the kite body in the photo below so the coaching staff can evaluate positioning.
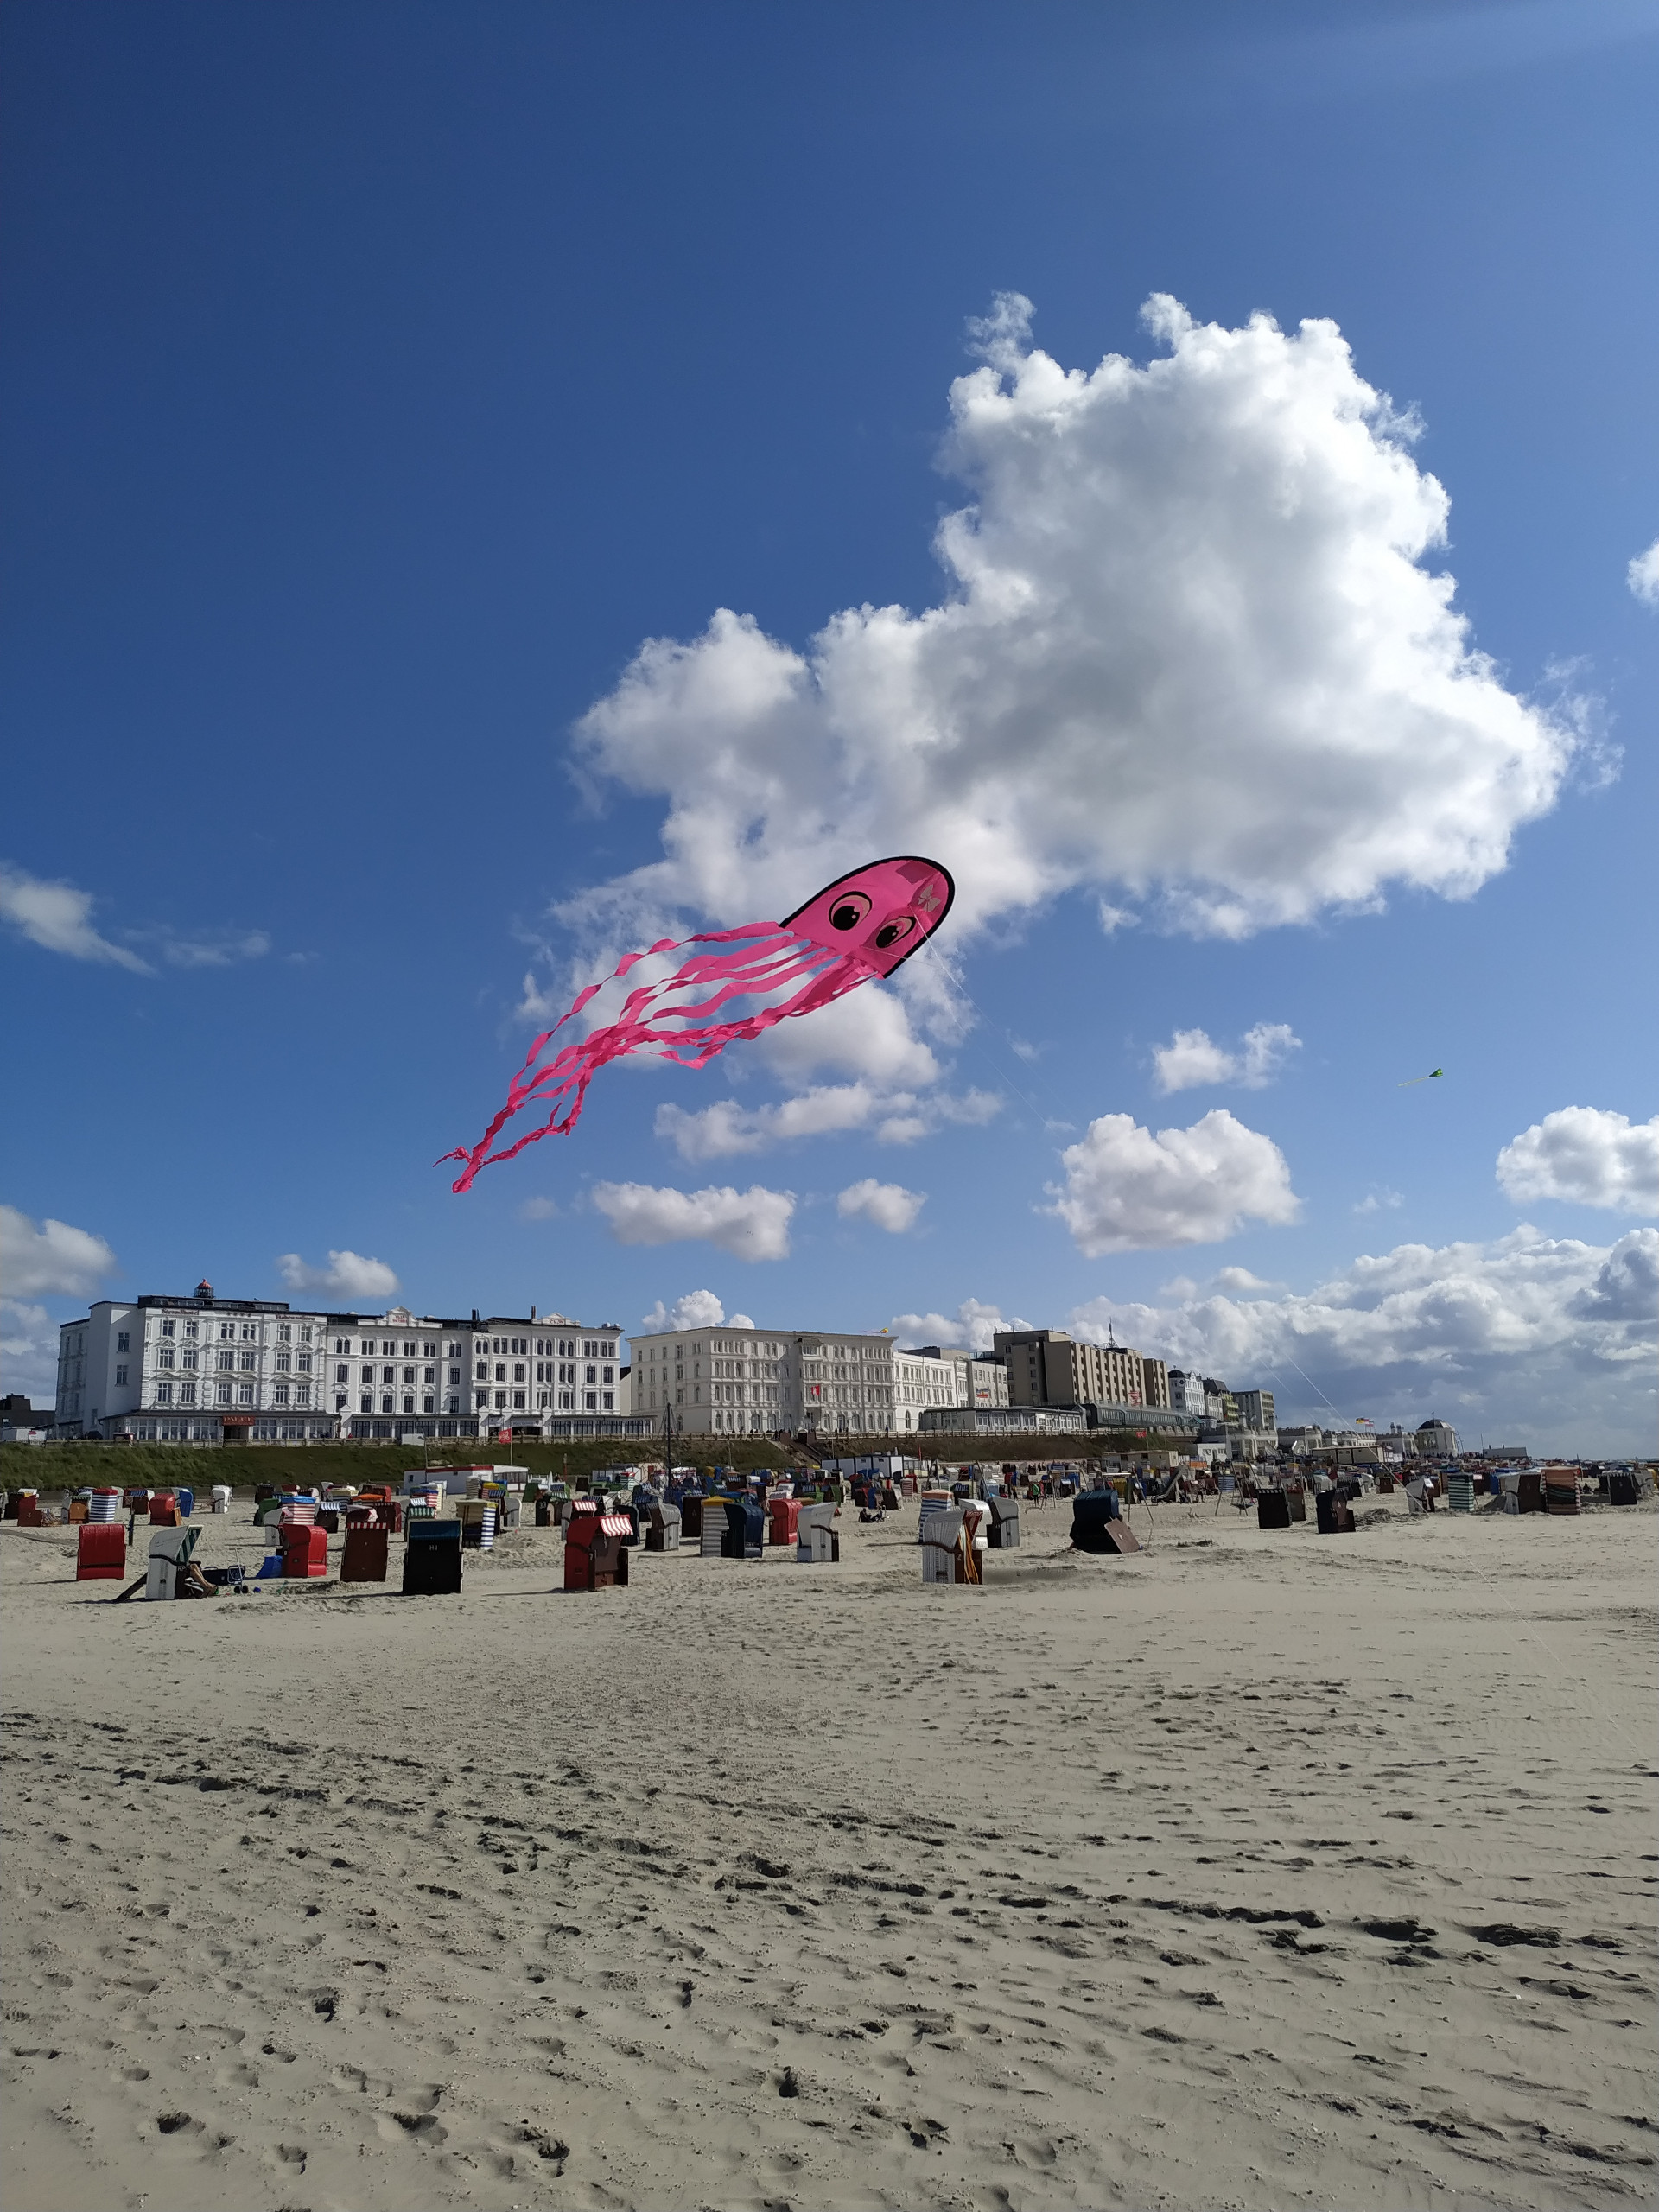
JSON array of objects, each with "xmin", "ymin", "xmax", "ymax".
[{"xmin": 442, "ymin": 856, "xmax": 954, "ymax": 1192}]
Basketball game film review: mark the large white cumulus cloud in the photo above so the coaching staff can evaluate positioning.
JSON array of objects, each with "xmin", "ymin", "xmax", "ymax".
[
  {"xmin": 1048, "ymin": 1109, "xmax": 1301, "ymax": 1255},
  {"xmin": 1496, "ymin": 1107, "xmax": 1659, "ymax": 1215},
  {"xmin": 570, "ymin": 292, "xmax": 1576, "ymax": 946},
  {"xmin": 1066, "ymin": 1224, "xmax": 1657, "ymax": 1457}
]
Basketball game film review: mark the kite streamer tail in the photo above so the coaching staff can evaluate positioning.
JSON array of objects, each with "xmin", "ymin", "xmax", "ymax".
[{"xmin": 439, "ymin": 922, "xmax": 878, "ymax": 1192}]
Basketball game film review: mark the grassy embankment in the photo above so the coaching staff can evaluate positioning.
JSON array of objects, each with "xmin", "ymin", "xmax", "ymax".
[{"xmin": 0, "ymin": 1429, "xmax": 1189, "ymax": 1500}]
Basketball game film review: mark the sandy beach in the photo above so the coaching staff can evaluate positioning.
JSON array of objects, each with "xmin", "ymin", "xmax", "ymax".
[{"xmin": 3, "ymin": 1489, "xmax": 1654, "ymax": 2212}]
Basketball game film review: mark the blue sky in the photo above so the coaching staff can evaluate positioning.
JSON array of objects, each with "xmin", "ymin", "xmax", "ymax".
[{"xmin": 3, "ymin": 0, "xmax": 1656, "ymax": 1451}]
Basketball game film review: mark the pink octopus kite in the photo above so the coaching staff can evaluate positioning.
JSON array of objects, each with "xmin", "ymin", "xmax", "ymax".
[{"xmin": 442, "ymin": 855, "xmax": 955, "ymax": 1192}]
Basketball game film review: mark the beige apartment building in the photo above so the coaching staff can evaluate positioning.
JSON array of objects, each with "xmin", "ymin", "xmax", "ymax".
[{"xmin": 993, "ymin": 1327, "xmax": 1169, "ymax": 1411}]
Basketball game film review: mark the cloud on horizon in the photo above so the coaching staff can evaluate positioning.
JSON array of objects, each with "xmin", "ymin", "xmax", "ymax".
[{"xmin": 1065, "ymin": 1222, "xmax": 1658, "ymax": 1456}]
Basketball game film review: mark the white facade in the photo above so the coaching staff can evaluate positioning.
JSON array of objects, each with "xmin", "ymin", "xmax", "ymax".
[
  {"xmin": 329, "ymin": 1311, "xmax": 621, "ymax": 1427},
  {"xmin": 56, "ymin": 1292, "xmax": 626, "ymax": 1442},
  {"xmin": 893, "ymin": 1344, "xmax": 1010, "ymax": 1432},
  {"xmin": 56, "ymin": 1294, "xmax": 335, "ymax": 1441},
  {"xmin": 631, "ymin": 1326, "xmax": 906, "ymax": 1436}
]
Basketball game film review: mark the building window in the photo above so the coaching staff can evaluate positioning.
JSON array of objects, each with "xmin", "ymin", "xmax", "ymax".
[
  {"xmin": 446, "ymin": 1395, "xmax": 460, "ymax": 1414},
  {"xmin": 361, "ymin": 1364, "xmax": 374, "ymax": 1383},
  {"xmin": 381, "ymin": 1394, "xmax": 393, "ymax": 1414},
  {"xmin": 275, "ymin": 1351, "xmax": 291, "ymax": 1372},
  {"xmin": 448, "ymin": 1366, "xmax": 460, "ymax": 1385},
  {"xmin": 494, "ymin": 1362, "xmax": 506, "ymax": 1382},
  {"xmin": 423, "ymin": 1395, "xmax": 435, "ymax": 1414},
  {"xmin": 512, "ymin": 1389, "xmax": 525, "ymax": 1409},
  {"xmin": 585, "ymin": 1389, "xmax": 598, "ymax": 1411},
  {"xmin": 559, "ymin": 1389, "xmax": 573, "ymax": 1410},
  {"xmin": 278, "ymin": 1324, "xmax": 292, "ymax": 1344},
  {"xmin": 403, "ymin": 1366, "xmax": 415, "ymax": 1385},
  {"xmin": 360, "ymin": 1394, "xmax": 372, "ymax": 1414},
  {"xmin": 161, "ymin": 1319, "xmax": 175, "ymax": 1339},
  {"xmin": 115, "ymin": 1363, "xmax": 128, "ymax": 1385},
  {"xmin": 157, "ymin": 1346, "xmax": 175, "ymax": 1370},
  {"xmin": 402, "ymin": 1394, "xmax": 415, "ymax": 1414},
  {"xmin": 382, "ymin": 1365, "xmax": 395, "ymax": 1385},
  {"xmin": 238, "ymin": 1351, "xmax": 256, "ymax": 1371},
  {"xmin": 156, "ymin": 1382, "xmax": 172, "ymax": 1405},
  {"xmin": 275, "ymin": 1383, "xmax": 289, "ymax": 1406},
  {"xmin": 179, "ymin": 1382, "xmax": 195, "ymax": 1407},
  {"xmin": 475, "ymin": 1361, "xmax": 488, "ymax": 1381},
  {"xmin": 602, "ymin": 1390, "xmax": 613, "ymax": 1412},
  {"xmin": 238, "ymin": 1383, "xmax": 255, "ymax": 1405},
  {"xmin": 422, "ymin": 1364, "xmax": 434, "ymax": 1383}
]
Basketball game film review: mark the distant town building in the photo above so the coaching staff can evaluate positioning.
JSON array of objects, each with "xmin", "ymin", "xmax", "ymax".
[
  {"xmin": 1234, "ymin": 1389, "xmax": 1275, "ymax": 1433},
  {"xmin": 995, "ymin": 1328, "xmax": 1169, "ymax": 1410},
  {"xmin": 632, "ymin": 1325, "xmax": 902, "ymax": 1436},
  {"xmin": 54, "ymin": 1287, "xmax": 626, "ymax": 1442},
  {"xmin": 918, "ymin": 1403, "xmax": 1085, "ymax": 1435},
  {"xmin": 896, "ymin": 1345, "xmax": 1009, "ymax": 1429},
  {"xmin": 1415, "ymin": 1415, "xmax": 1459, "ymax": 1458}
]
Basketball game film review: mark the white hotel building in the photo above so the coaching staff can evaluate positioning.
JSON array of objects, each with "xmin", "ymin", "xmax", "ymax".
[
  {"xmin": 632, "ymin": 1327, "xmax": 1008, "ymax": 1438},
  {"xmin": 54, "ymin": 1283, "xmax": 626, "ymax": 1442}
]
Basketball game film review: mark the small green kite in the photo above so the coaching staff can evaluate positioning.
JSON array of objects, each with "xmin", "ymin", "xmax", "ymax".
[{"xmin": 1398, "ymin": 1067, "xmax": 1444, "ymax": 1087}]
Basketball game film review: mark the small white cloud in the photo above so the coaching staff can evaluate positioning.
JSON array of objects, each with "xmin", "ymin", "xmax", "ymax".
[
  {"xmin": 887, "ymin": 1295, "xmax": 1024, "ymax": 1355},
  {"xmin": 656, "ymin": 1082, "xmax": 998, "ymax": 1160},
  {"xmin": 1354, "ymin": 1186, "xmax": 1405, "ymax": 1215},
  {"xmin": 1047, "ymin": 1109, "xmax": 1302, "ymax": 1256},
  {"xmin": 837, "ymin": 1179, "xmax": 926, "ymax": 1234},
  {"xmin": 158, "ymin": 931, "xmax": 271, "ymax": 969},
  {"xmin": 276, "ymin": 1249, "xmax": 402, "ymax": 1300},
  {"xmin": 1496, "ymin": 1107, "xmax": 1659, "ymax": 1215},
  {"xmin": 592, "ymin": 1181, "xmax": 796, "ymax": 1262},
  {"xmin": 639, "ymin": 1288, "xmax": 736, "ymax": 1333},
  {"xmin": 1152, "ymin": 1022, "xmax": 1301, "ymax": 1094},
  {"xmin": 1212, "ymin": 1266, "xmax": 1281, "ymax": 1294},
  {"xmin": 0, "ymin": 863, "xmax": 149, "ymax": 972},
  {"xmin": 1628, "ymin": 537, "xmax": 1659, "ymax": 609},
  {"xmin": 0, "ymin": 1205, "xmax": 118, "ymax": 1298},
  {"xmin": 518, "ymin": 1196, "xmax": 559, "ymax": 1222}
]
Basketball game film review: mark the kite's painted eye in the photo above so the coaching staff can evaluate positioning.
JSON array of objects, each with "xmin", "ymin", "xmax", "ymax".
[
  {"xmin": 874, "ymin": 915, "xmax": 916, "ymax": 950},
  {"xmin": 830, "ymin": 893, "xmax": 871, "ymax": 931}
]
